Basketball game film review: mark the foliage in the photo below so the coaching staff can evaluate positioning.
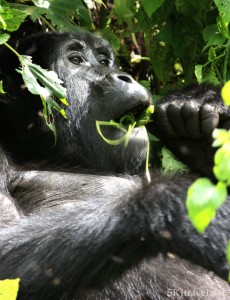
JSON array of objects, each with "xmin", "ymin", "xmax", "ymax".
[
  {"xmin": 221, "ymin": 80, "xmax": 230, "ymax": 104},
  {"xmin": 186, "ymin": 81, "xmax": 230, "ymax": 228},
  {"xmin": 186, "ymin": 177, "xmax": 227, "ymax": 233},
  {"xmin": 17, "ymin": 54, "xmax": 67, "ymax": 137},
  {"xmin": 0, "ymin": 81, "xmax": 5, "ymax": 94},
  {"xmin": 0, "ymin": 0, "xmax": 68, "ymax": 139},
  {"xmin": 161, "ymin": 147, "xmax": 189, "ymax": 175},
  {"xmin": 9, "ymin": 0, "xmax": 92, "ymax": 31},
  {"xmin": 100, "ymin": 0, "xmax": 230, "ymax": 92},
  {"xmin": 2, "ymin": 0, "xmax": 230, "ymax": 93}
]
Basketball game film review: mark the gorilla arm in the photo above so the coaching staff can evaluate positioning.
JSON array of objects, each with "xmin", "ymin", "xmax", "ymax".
[{"xmin": 0, "ymin": 168, "xmax": 229, "ymax": 299}]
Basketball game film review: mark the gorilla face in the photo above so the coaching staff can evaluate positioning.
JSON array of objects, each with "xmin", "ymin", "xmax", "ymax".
[
  {"xmin": 0, "ymin": 31, "xmax": 151, "ymax": 173},
  {"xmin": 48, "ymin": 32, "xmax": 152, "ymax": 172}
]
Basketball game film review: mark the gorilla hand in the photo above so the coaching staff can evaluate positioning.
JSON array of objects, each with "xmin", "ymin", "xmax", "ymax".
[{"xmin": 149, "ymin": 84, "xmax": 230, "ymax": 176}]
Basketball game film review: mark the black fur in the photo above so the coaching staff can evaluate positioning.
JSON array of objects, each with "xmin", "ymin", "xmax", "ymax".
[{"xmin": 0, "ymin": 31, "xmax": 230, "ymax": 300}]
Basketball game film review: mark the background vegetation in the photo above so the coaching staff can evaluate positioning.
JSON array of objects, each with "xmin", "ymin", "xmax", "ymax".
[
  {"xmin": 1, "ymin": 0, "xmax": 230, "ymax": 96},
  {"xmin": 1, "ymin": 1, "xmax": 230, "ymax": 297}
]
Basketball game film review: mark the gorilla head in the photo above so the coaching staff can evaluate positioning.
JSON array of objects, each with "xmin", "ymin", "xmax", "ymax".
[{"xmin": 0, "ymin": 31, "xmax": 152, "ymax": 173}]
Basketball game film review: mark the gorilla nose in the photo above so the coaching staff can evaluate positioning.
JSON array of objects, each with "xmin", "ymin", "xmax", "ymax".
[
  {"xmin": 108, "ymin": 73, "xmax": 151, "ymax": 105},
  {"xmin": 116, "ymin": 74, "xmax": 133, "ymax": 84},
  {"xmin": 109, "ymin": 73, "xmax": 134, "ymax": 84}
]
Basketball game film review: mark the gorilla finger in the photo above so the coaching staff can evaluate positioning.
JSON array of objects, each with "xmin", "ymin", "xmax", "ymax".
[
  {"xmin": 181, "ymin": 102, "xmax": 201, "ymax": 138},
  {"xmin": 154, "ymin": 105, "xmax": 177, "ymax": 137},
  {"xmin": 167, "ymin": 103, "xmax": 188, "ymax": 137},
  {"xmin": 200, "ymin": 104, "xmax": 219, "ymax": 138}
]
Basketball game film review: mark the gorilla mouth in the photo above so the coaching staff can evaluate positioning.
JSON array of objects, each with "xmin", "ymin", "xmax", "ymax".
[
  {"xmin": 96, "ymin": 102, "xmax": 153, "ymax": 172},
  {"xmin": 96, "ymin": 103, "xmax": 153, "ymax": 175},
  {"xmin": 114, "ymin": 103, "xmax": 149, "ymax": 125}
]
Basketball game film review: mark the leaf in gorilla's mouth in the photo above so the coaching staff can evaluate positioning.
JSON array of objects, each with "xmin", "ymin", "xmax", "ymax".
[
  {"xmin": 96, "ymin": 104, "xmax": 154, "ymax": 182},
  {"xmin": 114, "ymin": 103, "xmax": 150, "ymax": 125}
]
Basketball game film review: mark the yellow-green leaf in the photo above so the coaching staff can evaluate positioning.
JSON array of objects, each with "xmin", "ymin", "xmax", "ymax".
[
  {"xmin": 221, "ymin": 80, "xmax": 230, "ymax": 105},
  {"xmin": 0, "ymin": 278, "xmax": 20, "ymax": 300},
  {"xmin": 186, "ymin": 178, "xmax": 227, "ymax": 232},
  {"xmin": 0, "ymin": 33, "xmax": 10, "ymax": 45},
  {"xmin": 0, "ymin": 81, "xmax": 6, "ymax": 94}
]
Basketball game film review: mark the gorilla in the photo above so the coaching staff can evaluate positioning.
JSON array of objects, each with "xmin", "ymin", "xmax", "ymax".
[{"xmin": 0, "ymin": 31, "xmax": 230, "ymax": 300}]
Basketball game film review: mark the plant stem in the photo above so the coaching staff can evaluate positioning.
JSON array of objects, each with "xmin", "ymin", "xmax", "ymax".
[
  {"xmin": 3, "ymin": 42, "xmax": 20, "ymax": 57},
  {"xmin": 214, "ymin": 63, "xmax": 222, "ymax": 84},
  {"xmin": 131, "ymin": 33, "xmax": 140, "ymax": 51},
  {"xmin": 40, "ymin": 16, "xmax": 56, "ymax": 32}
]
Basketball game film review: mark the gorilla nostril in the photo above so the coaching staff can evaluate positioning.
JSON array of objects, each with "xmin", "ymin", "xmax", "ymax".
[{"xmin": 117, "ymin": 75, "xmax": 133, "ymax": 83}]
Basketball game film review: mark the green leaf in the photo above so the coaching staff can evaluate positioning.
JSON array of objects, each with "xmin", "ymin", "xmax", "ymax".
[
  {"xmin": 113, "ymin": 0, "xmax": 133, "ymax": 25},
  {"xmin": 9, "ymin": 0, "xmax": 91, "ymax": 31},
  {"xmin": 0, "ymin": 80, "xmax": 6, "ymax": 94},
  {"xmin": 141, "ymin": 0, "xmax": 165, "ymax": 17},
  {"xmin": 208, "ymin": 47, "xmax": 217, "ymax": 62},
  {"xmin": 139, "ymin": 80, "xmax": 151, "ymax": 91},
  {"xmin": 202, "ymin": 24, "xmax": 219, "ymax": 42},
  {"xmin": 31, "ymin": 0, "xmax": 50, "ymax": 8},
  {"xmin": 214, "ymin": 144, "xmax": 230, "ymax": 183},
  {"xmin": 187, "ymin": 0, "xmax": 212, "ymax": 11},
  {"xmin": 41, "ymin": 96, "xmax": 57, "ymax": 143},
  {"xmin": 0, "ymin": 4, "xmax": 28, "ymax": 32},
  {"xmin": 186, "ymin": 178, "xmax": 227, "ymax": 233},
  {"xmin": 16, "ymin": 54, "xmax": 67, "ymax": 138},
  {"xmin": 136, "ymin": 104, "xmax": 154, "ymax": 126},
  {"xmin": 0, "ymin": 33, "xmax": 10, "ymax": 44},
  {"xmin": 0, "ymin": 278, "xmax": 20, "ymax": 300},
  {"xmin": 203, "ymin": 32, "xmax": 226, "ymax": 51},
  {"xmin": 162, "ymin": 147, "xmax": 189, "ymax": 174},
  {"xmin": 202, "ymin": 67, "xmax": 221, "ymax": 85},
  {"xmin": 212, "ymin": 128, "xmax": 230, "ymax": 147},
  {"xmin": 101, "ymin": 28, "xmax": 121, "ymax": 53},
  {"xmin": 221, "ymin": 80, "xmax": 230, "ymax": 106},
  {"xmin": 18, "ymin": 55, "xmax": 67, "ymax": 102},
  {"xmin": 214, "ymin": 0, "xmax": 230, "ymax": 23},
  {"xmin": 195, "ymin": 65, "xmax": 203, "ymax": 83},
  {"xmin": 0, "ymin": 15, "xmax": 6, "ymax": 30},
  {"xmin": 216, "ymin": 15, "xmax": 230, "ymax": 38},
  {"xmin": 29, "ymin": 64, "xmax": 67, "ymax": 100}
]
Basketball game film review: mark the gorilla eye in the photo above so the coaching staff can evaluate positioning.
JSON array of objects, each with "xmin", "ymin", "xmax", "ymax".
[
  {"xmin": 99, "ymin": 58, "xmax": 110, "ymax": 67},
  {"xmin": 69, "ymin": 55, "xmax": 84, "ymax": 65}
]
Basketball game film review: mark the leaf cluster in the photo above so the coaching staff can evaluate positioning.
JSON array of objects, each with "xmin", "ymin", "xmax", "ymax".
[
  {"xmin": 186, "ymin": 81, "xmax": 230, "ymax": 272},
  {"xmin": 0, "ymin": 0, "xmax": 69, "ymax": 140}
]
